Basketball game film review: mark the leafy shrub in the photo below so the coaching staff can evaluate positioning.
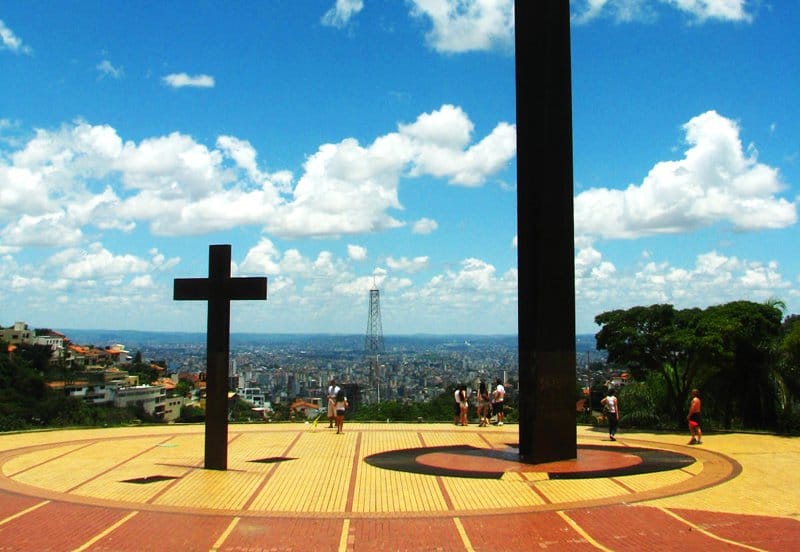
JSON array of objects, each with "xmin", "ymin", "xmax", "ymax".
[{"xmin": 618, "ymin": 375, "xmax": 670, "ymax": 429}]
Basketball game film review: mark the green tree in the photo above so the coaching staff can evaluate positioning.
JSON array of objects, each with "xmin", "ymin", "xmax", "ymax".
[
  {"xmin": 698, "ymin": 301, "xmax": 783, "ymax": 429},
  {"xmin": 596, "ymin": 301, "xmax": 787, "ymax": 430},
  {"xmin": 595, "ymin": 304, "xmax": 706, "ymax": 426}
]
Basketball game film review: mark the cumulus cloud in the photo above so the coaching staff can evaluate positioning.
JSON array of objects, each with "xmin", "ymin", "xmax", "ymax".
[
  {"xmin": 267, "ymin": 104, "xmax": 515, "ymax": 237},
  {"xmin": 131, "ymin": 274, "xmax": 154, "ymax": 288},
  {"xmin": 575, "ymin": 110, "xmax": 796, "ymax": 240},
  {"xmin": 664, "ymin": 0, "xmax": 753, "ymax": 23},
  {"xmin": 149, "ymin": 248, "xmax": 180, "ymax": 271},
  {"xmin": 347, "ymin": 244, "xmax": 367, "ymax": 261},
  {"xmin": 0, "ymin": 105, "xmax": 514, "ymax": 245},
  {"xmin": 408, "ymin": 0, "xmax": 514, "ymax": 53},
  {"xmin": 162, "ymin": 73, "xmax": 215, "ymax": 88},
  {"xmin": 576, "ymin": 246, "xmax": 792, "ymax": 329},
  {"xmin": 386, "ymin": 255, "xmax": 429, "ymax": 273},
  {"xmin": 239, "ymin": 238, "xmax": 282, "ymax": 275},
  {"xmin": 401, "ymin": 105, "xmax": 516, "ymax": 186},
  {"xmin": 412, "ymin": 217, "xmax": 438, "ymax": 234},
  {"xmin": 0, "ymin": 19, "xmax": 31, "ymax": 54},
  {"xmin": 572, "ymin": 0, "xmax": 753, "ymax": 24},
  {"xmin": 321, "ymin": 0, "xmax": 364, "ymax": 28},
  {"xmin": 49, "ymin": 243, "xmax": 149, "ymax": 280}
]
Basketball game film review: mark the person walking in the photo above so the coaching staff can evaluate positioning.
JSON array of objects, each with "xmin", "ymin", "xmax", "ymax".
[
  {"xmin": 334, "ymin": 389, "xmax": 348, "ymax": 434},
  {"xmin": 458, "ymin": 385, "xmax": 469, "ymax": 426},
  {"xmin": 491, "ymin": 379, "xmax": 505, "ymax": 426},
  {"xmin": 477, "ymin": 381, "xmax": 491, "ymax": 426},
  {"xmin": 601, "ymin": 388, "xmax": 619, "ymax": 441},
  {"xmin": 453, "ymin": 385, "xmax": 462, "ymax": 425},
  {"xmin": 327, "ymin": 379, "xmax": 340, "ymax": 428},
  {"xmin": 687, "ymin": 388, "xmax": 703, "ymax": 445}
]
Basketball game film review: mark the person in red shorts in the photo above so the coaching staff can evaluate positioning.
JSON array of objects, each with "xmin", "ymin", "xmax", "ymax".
[{"xmin": 687, "ymin": 389, "xmax": 703, "ymax": 445}]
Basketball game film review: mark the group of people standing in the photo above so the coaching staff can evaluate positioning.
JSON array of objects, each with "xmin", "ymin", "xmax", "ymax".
[
  {"xmin": 601, "ymin": 386, "xmax": 703, "ymax": 445},
  {"xmin": 326, "ymin": 377, "xmax": 703, "ymax": 445},
  {"xmin": 326, "ymin": 379, "xmax": 348, "ymax": 434},
  {"xmin": 454, "ymin": 379, "xmax": 506, "ymax": 426}
]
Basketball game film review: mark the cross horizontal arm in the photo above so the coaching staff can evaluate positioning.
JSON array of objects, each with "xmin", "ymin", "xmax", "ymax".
[
  {"xmin": 173, "ymin": 277, "xmax": 267, "ymax": 301},
  {"xmin": 228, "ymin": 277, "xmax": 268, "ymax": 300},
  {"xmin": 174, "ymin": 278, "xmax": 210, "ymax": 300}
]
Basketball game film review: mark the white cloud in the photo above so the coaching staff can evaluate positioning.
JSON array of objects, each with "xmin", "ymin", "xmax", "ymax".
[
  {"xmin": 347, "ymin": 244, "xmax": 367, "ymax": 261},
  {"xmin": 149, "ymin": 248, "xmax": 180, "ymax": 271},
  {"xmin": 1, "ymin": 213, "xmax": 83, "ymax": 246},
  {"xmin": 321, "ymin": 0, "xmax": 364, "ymax": 28},
  {"xmin": 269, "ymin": 105, "xmax": 514, "ymax": 237},
  {"xmin": 0, "ymin": 106, "xmax": 513, "ymax": 244},
  {"xmin": 52, "ymin": 243, "xmax": 150, "ymax": 280},
  {"xmin": 386, "ymin": 255, "xmax": 429, "ymax": 273},
  {"xmin": 572, "ymin": 0, "xmax": 753, "ymax": 24},
  {"xmin": 131, "ymin": 274, "xmax": 154, "ymax": 288},
  {"xmin": 412, "ymin": 217, "xmax": 438, "ymax": 234},
  {"xmin": 575, "ymin": 246, "xmax": 616, "ymax": 281},
  {"xmin": 575, "ymin": 247, "xmax": 792, "ymax": 331},
  {"xmin": 217, "ymin": 135, "xmax": 261, "ymax": 181},
  {"xmin": 162, "ymin": 73, "xmax": 215, "ymax": 88},
  {"xmin": 664, "ymin": 0, "xmax": 753, "ymax": 23},
  {"xmin": 96, "ymin": 59, "xmax": 123, "ymax": 79},
  {"xmin": 575, "ymin": 111, "xmax": 796, "ymax": 240},
  {"xmin": 0, "ymin": 19, "xmax": 31, "ymax": 54},
  {"xmin": 240, "ymin": 238, "xmax": 283, "ymax": 276},
  {"xmin": 401, "ymin": 105, "xmax": 516, "ymax": 187},
  {"xmin": 408, "ymin": 0, "xmax": 514, "ymax": 53}
]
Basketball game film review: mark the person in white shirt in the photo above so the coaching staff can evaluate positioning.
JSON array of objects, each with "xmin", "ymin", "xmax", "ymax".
[
  {"xmin": 492, "ymin": 379, "xmax": 506, "ymax": 426},
  {"xmin": 601, "ymin": 388, "xmax": 620, "ymax": 441},
  {"xmin": 327, "ymin": 379, "xmax": 340, "ymax": 428}
]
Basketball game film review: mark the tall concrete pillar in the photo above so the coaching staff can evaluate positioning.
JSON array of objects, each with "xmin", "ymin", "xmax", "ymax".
[{"xmin": 515, "ymin": 1, "xmax": 577, "ymax": 463}]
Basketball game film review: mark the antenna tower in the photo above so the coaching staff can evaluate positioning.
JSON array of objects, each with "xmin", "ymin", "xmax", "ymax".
[{"xmin": 365, "ymin": 286, "xmax": 385, "ymax": 401}]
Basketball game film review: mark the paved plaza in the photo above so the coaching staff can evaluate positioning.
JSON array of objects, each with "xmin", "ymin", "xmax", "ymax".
[{"xmin": 0, "ymin": 423, "xmax": 798, "ymax": 551}]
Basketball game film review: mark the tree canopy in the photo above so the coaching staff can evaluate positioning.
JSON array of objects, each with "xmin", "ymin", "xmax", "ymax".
[{"xmin": 595, "ymin": 301, "xmax": 787, "ymax": 429}]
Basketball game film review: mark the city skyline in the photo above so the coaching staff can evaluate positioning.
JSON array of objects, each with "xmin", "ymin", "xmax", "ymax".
[{"xmin": 1, "ymin": 1, "xmax": 799, "ymax": 335}]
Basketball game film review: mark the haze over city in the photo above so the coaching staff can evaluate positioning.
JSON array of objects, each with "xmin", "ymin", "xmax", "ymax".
[{"xmin": 1, "ymin": 1, "xmax": 798, "ymax": 335}]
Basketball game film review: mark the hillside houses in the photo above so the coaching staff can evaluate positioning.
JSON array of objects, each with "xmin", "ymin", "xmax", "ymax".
[{"xmin": 3, "ymin": 321, "xmax": 183, "ymax": 421}]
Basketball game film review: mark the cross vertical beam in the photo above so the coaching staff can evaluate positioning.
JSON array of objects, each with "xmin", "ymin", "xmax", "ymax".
[
  {"xmin": 174, "ymin": 244, "xmax": 267, "ymax": 470},
  {"xmin": 515, "ymin": 1, "xmax": 577, "ymax": 462}
]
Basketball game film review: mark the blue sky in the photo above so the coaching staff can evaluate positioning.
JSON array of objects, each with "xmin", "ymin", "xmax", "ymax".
[{"xmin": 1, "ymin": 1, "xmax": 798, "ymax": 336}]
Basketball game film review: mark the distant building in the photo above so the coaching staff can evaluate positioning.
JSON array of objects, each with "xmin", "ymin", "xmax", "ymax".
[
  {"xmin": 290, "ymin": 397, "xmax": 323, "ymax": 420},
  {"xmin": 239, "ymin": 387, "xmax": 266, "ymax": 407},
  {"xmin": 114, "ymin": 385, "xmax": 167, "ymax": 418},
  {"xmin": 61, "ymin": 383, "xmax": 117, "ymax": 405},
  {"xmin": 0, "ymin": 322, "xmax": 33, "ymax": 344},
  {"xmin": 162, "ymin": 396, "xmax": 184, "ymax": 422}
]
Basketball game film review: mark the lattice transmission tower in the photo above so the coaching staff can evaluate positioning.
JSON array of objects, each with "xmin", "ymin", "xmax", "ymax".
[{"xmin": 365, "ymin": 287, "xmax": 385, "ymax": 402}]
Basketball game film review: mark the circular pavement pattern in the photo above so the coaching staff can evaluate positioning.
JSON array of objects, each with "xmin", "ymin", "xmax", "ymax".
[{"xmin": 0, "ymin": 425, "xmax": 742, "ymax": 518}]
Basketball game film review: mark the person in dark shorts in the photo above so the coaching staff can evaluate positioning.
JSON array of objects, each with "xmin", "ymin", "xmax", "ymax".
[
  {"xmin": 687, "ymin": 388, "xmax": 702, "ymax": 445},
  {"xmin": 454, "ymin": 385, "xmax": 462, "ymax": 425},
  {"xmin": 335, "ymin": 389, "xmax": 348, "ymax": 434},
  {"xmin": 491, "ymin": 379, "xmax": 505, "ymax": 426},
  {"xmin": 477, "ymin": 381, "xmax": 491, "ymax": 426},
  {"xmin": 601, "ymin": 388, "xmax": 619, "ymax": 441}
]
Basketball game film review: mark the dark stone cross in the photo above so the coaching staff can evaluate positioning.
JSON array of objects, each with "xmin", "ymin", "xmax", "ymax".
[{"xmin": 174, "ymin": 244, "xmax": 267, "ymax": 470}]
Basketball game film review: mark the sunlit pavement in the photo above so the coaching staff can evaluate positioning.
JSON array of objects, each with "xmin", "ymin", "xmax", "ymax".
[{"xmin": 0, "ymin": 423, "xmax": 798, "ymax": 551}]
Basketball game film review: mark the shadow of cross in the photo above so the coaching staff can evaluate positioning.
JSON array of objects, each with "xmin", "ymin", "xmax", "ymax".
[{"xmin": 174, "ymin": 244, "xmax": 267, "ymax": 470}]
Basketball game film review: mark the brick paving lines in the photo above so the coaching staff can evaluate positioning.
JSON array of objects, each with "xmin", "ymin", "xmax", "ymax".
[{"xmin": 0, "ymin": 424, "xmax": 798, "ymax": 551}]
